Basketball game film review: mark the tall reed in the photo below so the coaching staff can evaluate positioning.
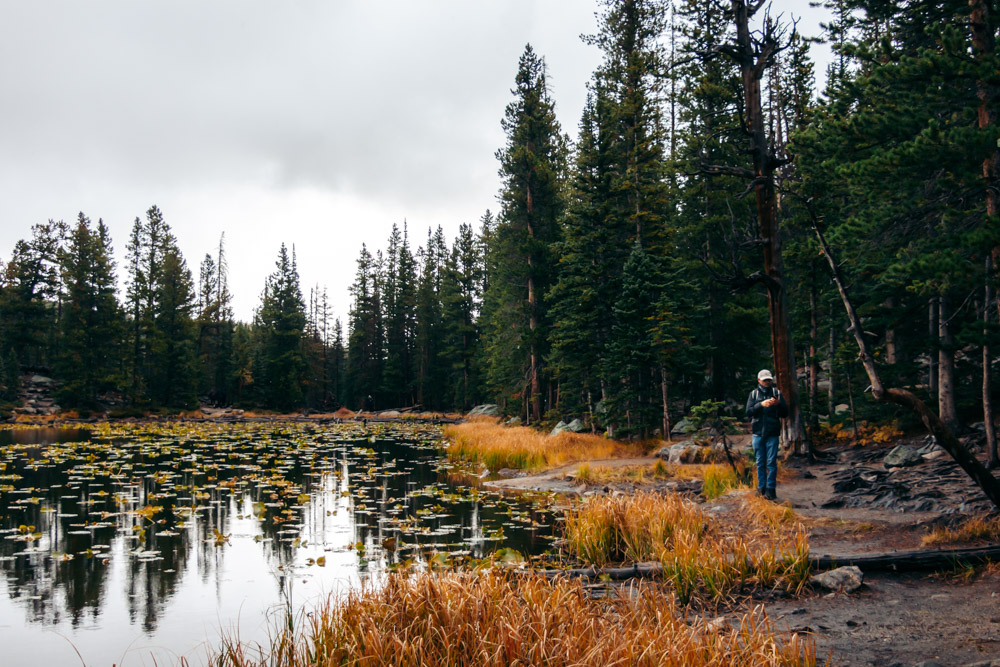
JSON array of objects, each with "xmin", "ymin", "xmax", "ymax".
[
  {"xmin": 564, "ymin": 491, "xmax": 812, "ymax": 603},
  {"xmin": 444, "ymin": 420, "xmax": 649, "ymax": 471},
  {"xmin": 213, "ymin": 570, "xmax": 818, "ymax": 666}
]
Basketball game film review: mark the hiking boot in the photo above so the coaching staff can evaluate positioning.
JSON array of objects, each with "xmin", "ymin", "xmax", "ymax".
[{"xmin": 764, "ymin": 489, "xmax": 776, "ymax": 501}]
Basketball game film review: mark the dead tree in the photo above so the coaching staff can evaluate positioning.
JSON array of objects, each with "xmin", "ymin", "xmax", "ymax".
[
  {"xmin": 810, "ymin": 215, "xmax": 1000, "ymax": 510},
  {"xmin": 698, "ymin": 0, "xmax": 805, "ymax": 455}
]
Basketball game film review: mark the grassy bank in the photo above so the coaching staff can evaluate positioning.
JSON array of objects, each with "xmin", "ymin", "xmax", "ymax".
[
  {"xmin": 213, "ymin": 570, "xmax": 817, "ymax": 667},
  {"xmin": 564, "ymin": 491, "xmax": 810, "ymax": 603},
  {"xmin": 443, "ymin": 419, "xmax": 651, "ymax": 471}
]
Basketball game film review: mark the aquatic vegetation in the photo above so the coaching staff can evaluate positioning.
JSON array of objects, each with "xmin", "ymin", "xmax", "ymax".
[
  {"xmin": 0, "ymin": 421, "xmax": 564, "ymax": 663},
  {"xmin": 443, "ymin": 420, "xmax": 650, "ymax": 471},
  {"xmin": 564, "ymin": 491, "xmax": 811, "ymax": 603},
  {"xmin": 213, "ymin": 570, "xmax": 817, "ymax": 667}
]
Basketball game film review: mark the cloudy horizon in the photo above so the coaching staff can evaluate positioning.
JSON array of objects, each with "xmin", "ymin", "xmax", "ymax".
[{"xmin": 1, "ymin": 1, "xmax": 830, "ymax": 323}]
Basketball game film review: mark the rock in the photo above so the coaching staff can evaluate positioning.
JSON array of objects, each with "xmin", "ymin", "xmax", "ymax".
[
  {"xmin": 912, "ymin": 662, "xmax": 947, "ymax": 667},
  {"xmin": 671, "ymin": 418, "xmax": 693, "ymax": 435},
  {"xmin": 378, "ymin": 410, "xmax": 401, "ymax": 418},
  {"xmin": 809, "ymin": 566, "xmax": 863, "ymax": 593},
  {"xmin": 496, "ymin": 468, "xmax": 520, "ymax": 478},
  {"xmin": 552, "ymin": 418, "xmax": 585, "ymax": 435},
  {"xmin": 29, "ymin": 374, "xmax": 54, "ymax": 385},
  {"xmin": 656, "ymin": 441, "xmax": 702, "ymax": 464},
  {"xmin": 505, "ymin": 416, "xmax": 522, "ymax": 427},
  {"xmin": 884, "ymin": 445, "xmax": 924, "ymax": 468},
  {"xmin": 468, "ymin": 404, "xmax": 501, "ymax": 417},
  {"xmin": 834, "ymin": 403, "xmax": 850, "ymax": 415}
]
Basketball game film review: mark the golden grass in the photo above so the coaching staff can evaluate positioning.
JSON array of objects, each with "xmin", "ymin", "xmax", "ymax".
[
  {"xmin": 564, "ymin": 491, "xmax": 811, "ymax": 603},
  {"xmin": 443, "ymin": 420, "xmax": 650, "ymax": 472},
  {"xmin": 212, "ymin": 570, "xmax": 817, "ymax": 667},
  {"xmin": 921, "ymin": 514, "xmax": 1000, "ymax": 547}
]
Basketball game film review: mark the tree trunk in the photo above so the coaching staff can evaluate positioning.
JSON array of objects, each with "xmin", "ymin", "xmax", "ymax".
[
  {"xmin": 809, "ymin": 278, "xmax": 819, "ymax": 430},
  {"xmin": 733, "ymin": 0, "xmax": 804, "ymax": 454},
  {"xmin": 661, "ymin": 367, "xmax": 670, "ymax": 442},
  {"xmin": 986, "ymin": 257, "xmax": 998, "ymax": 469},
  {"xmin": 811, "ymin": 219, "xmax": 1000, "ymax": 510},
  {"xmin": 525, "ymin": 183, "xmax": 543, "ymax": 425},
  {"xmin": 828, "ymin": 313, "xmax": 836, "ymax": 419},
  {"xmin": 929, "ymin": 296, "xmax": 939, "ymax": 398},
  {"xmin": 938, "ymin": 294, "xmax": 959, "ymax": 432},
  {"xmin": 884, "ymin": 297, "xmax": 897, "ymax": 364}
]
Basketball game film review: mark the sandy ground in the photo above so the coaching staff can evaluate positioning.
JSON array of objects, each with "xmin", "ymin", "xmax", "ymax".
[{"xmin": 488, "ymin": 445, "xmax": 1000, "ymax": 667}]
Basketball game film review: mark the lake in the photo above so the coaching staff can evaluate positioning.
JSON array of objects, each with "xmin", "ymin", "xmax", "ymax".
[{"xmin": 0, "ymin": 422, "xmax": 557, "ymax": 665}]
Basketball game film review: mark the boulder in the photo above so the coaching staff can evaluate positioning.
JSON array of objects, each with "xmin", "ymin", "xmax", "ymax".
[
  {"xmin": 29, "ymin": 374, "xmax": 54, "ymax": 385},
  {"xmin": 809, "ymin": 566, "xmax": 863, "ymax": 593},
  {"xmin": 505, "ymin": 416, "xmax": 522, "ymax": 427},
  {"xmin": 378, "ymin": 410, "xmax": 401, "ymax": 418},
  {"xmin": 671, "ymin": 418, "xmax": 694, "ymax": 435},
  {"xmin": 468, "ymin": 404, "xmax": 501, "ymax": 417},
  {"xmin": 883, "ymin": 444, "xmax": 923, "ymax": 468},
  {"xmin": 656, "ymin": 440, "xmax": 701, "ymax": 464},
  {"xmin": 834, "ymin": 403, "xmax": 850, "ymax": 415},
  {"xmin": 552, "ymin": 418, "xmax": 585, "ymax": 436}
]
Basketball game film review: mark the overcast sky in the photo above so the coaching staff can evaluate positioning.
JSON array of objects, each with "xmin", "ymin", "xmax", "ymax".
[{"xmin": 0, "ymin": 1, "xmax": 831, "ymax": 323}]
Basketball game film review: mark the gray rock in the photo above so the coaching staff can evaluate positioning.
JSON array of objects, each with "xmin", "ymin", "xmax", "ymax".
[
  {"xmin": 884, "ymin": 444, "xmax": 924, "ymax": 468},
  {"xmin": 662, "ymin": 442, "xmax": 702, "ymax": 464},
  {"xmin": 549, "ymin": 421, "xmax": 567, "ymax": 435},
  {"xmin": 671, "ymin": 418, "xmax": 694, "ymax": 435},
  {"xmin": 834, "ymin": 403, "xmax": 850, "ymax": 415},
  {"xmin": 505, "ymin": 416, "xmax": 522, "ymax": 427},
  {"xmin": 468, "ymin": 404, "xmax": 501, "ymax": 417},
  {"xmin": 29, "ymin": 374, "xmax": 54, "ymax": 385},
  {"xmin": 809, "ymin": 566, "xmax": 863, "ymax": 593}
]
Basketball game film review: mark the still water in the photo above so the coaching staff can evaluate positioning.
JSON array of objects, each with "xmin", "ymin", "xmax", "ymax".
[{"xmin": 0, "ymin": 422, "xmax": 557, "ymax": 666}]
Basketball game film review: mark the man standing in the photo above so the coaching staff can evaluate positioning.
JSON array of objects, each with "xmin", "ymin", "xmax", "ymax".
[{"xmin": 745, "ymin": 369, "xmax": 788, "ymax": 500}]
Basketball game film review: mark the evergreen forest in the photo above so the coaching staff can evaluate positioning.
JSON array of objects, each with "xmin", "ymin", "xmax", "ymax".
[{"xmin": 1, "ymin": 0, "xmax": 998, "ymax": 454}]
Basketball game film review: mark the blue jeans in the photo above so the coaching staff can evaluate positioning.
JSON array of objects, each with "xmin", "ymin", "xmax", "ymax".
[{"xmin": 752, "ymin": 434, "xmax": 779, "ymax": 491}]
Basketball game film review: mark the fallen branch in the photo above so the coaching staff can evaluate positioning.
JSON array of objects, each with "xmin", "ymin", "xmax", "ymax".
[{"xmin": 534, "ymin": 545, "xmax": 1000, "ymax": 580}]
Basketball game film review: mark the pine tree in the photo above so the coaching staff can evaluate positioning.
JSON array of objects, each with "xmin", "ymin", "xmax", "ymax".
[
  {"xmin": 346, "ymin": 244, "xmax": 383, "ymax": 410},
  {"xmin": 255, "ymin": 244, "xmax": 307, "ymax": 410},
  {"xmin": 485, "ymin": 44, "xmax": 566, "ymax": 422},
  {"xmin": 57, "ymin": 214, "xmax": 121, "ymax": 408}
]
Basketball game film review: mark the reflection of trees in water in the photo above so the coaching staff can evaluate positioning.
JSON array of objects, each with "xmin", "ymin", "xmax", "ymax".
[{"xmin": 0, "ymin": 427, "xmax": 557, "ymax": 633}]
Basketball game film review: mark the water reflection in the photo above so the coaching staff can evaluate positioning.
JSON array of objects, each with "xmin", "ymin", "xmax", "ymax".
[{"xmin": 0, "ymin": 423, "xmax": 556, "ymax": 662}]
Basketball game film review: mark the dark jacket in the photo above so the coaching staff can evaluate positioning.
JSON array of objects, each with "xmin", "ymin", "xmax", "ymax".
[{"xmin": 745, "ymin": 383, "xmax": 788, "ymax": 438}]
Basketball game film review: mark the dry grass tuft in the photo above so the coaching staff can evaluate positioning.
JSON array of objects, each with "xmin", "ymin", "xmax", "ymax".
[
  {"xmin": 922, "ymin": 514, "xmax": 1000, "ymax": 547},
  {"xmin": 443, "ymin": 420, "xmax": 650, "ymax": 471},
  {"xmin": 564, "ymin": 491, "xmax": 811, "ymax": 603},
  {"xmin": 212, "ymin": 570, "xmax": 817, "ymax": 666}
]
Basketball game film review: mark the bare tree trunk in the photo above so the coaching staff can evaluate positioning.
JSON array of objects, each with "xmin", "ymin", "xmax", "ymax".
[
  {"xmin": 986, "ymin": 257, "xmax": 998, "ymax": 469},
  {"xmin": 929, "ymin": 296, "xmax": 939, "ymax": 399},
  {"xmin": 828, "ymin": 312, "xmax": 836, "ymax": 419},
  {"xmin": 526, "ymin": 184, "xmax": 543, "ymax": 425},
  {"xmin": 661, "ymin": 367, "xmax": 670, "ymax": 442},
  {"xmin": 732, "ymin": 0, "xmax": 804, "ymax": 454},
  {"xmin": 938, "ymin": 294, "xmax": 959, "ymax": 432},
  {"xmin": 809, "ymin": 278, "xmax": 819, "ymax": 430},
  {"xmin": 811, "ymin": 219, "xmax": 1000, "ymax": 510},
  {"xmin": 884, "ymin": 297, "xmax": 898, "ymax": 364}
]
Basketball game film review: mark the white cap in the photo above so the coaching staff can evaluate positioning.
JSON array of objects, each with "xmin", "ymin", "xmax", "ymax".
[{"xmin": 757, "ymin": 369, "xmax": 774, "ymax": 382}]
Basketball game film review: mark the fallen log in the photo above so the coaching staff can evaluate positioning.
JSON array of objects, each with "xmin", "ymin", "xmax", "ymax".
[{"xmin": 535, "ymin": 545, "xmax": 1000, "ymax": 580}]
